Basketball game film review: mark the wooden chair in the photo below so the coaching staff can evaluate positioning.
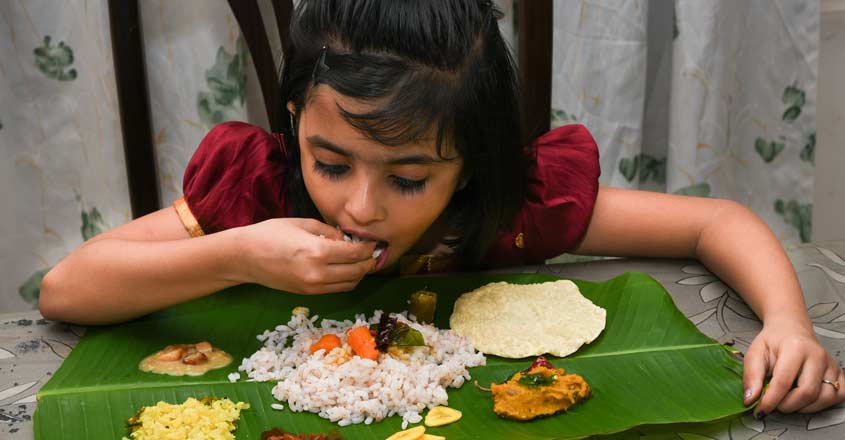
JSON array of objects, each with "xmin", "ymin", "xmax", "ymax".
[
  {"xmin": 108, "ymin": 0, "xmax": 160, "ymax": 218},
  {"xmin": 228, "ymin": 0, "xmax": 294, "ymax": 133}
]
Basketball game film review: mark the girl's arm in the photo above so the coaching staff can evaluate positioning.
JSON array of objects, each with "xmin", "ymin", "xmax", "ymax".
[
  {"xmin": 39, "ymin": 207, "xmax": 376, "ymax": 325},
  {"xmin": 571, "ymin": 186, "xmax": 842, "ymax": 415}
]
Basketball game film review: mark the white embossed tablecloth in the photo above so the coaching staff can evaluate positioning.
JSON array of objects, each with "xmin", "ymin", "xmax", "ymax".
[{"xmin": 3, "ymin": 241, "xmax": 845, "ymax": 439}]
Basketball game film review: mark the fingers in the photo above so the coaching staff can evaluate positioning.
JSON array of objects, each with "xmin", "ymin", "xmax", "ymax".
[
  {"xmin": 301, "ymin": 280, "xmax": 360, "ymax": 295},
  {"xmin": 294, "ymin": 258, "xmax": 374, "ymax": 294},
  {"xmin": 775, "ymin": 357, "xmax": 826, "ymax": 413},
  {"xmin": 292, "ymin": 218, "xmax": 345, "ymax": 240},
  {"xmin": 799, "ymin": 366, "xmax": 845, "ymax": 413},
  {"xmin": 288, "ymin": 218, "xmax": 378, "ymax": 263},
  {"xmin": 324, "ymin": 259, "xmax": 377, "ymax": 282},
  {"xmin": 320, "ymin": 280, "xmax": 365, "ymax": 294},
  {"xmin": 743, "ymin": 341, "xmax": 769, "ymax": 406},
  {"xmin": 755, "ymin": 349, "xmax": 803, "ymax": 417},
  {"xmin": 320, "ymin": 238, "xmax": 378, "ymax": 264},
  {"xmin": 298, "ymin": 265, "xmax": 371, "ymax": 294}
]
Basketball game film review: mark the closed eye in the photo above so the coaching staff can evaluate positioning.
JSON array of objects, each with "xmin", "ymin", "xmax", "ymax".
[
  {"xmin": 315, "ymin": 160, "xmax": 427, "ymax": 195},
  {"xmin": 313, "ymin": 160, "xmax": 349, "ymax": 180},
  {"xmin": 391, "ymin": 176, "xmax": 427, "ymax": 195}
]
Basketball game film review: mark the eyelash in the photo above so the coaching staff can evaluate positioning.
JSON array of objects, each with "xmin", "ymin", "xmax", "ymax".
[{"xmin": 313, "ymin": 160, "xmax": 427, "ymax": 195}]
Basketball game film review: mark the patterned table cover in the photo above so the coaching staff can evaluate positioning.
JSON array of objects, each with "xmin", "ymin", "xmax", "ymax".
[{"xmin": 3, "ymin": 241, "xmax": 845, "ymax": 439}]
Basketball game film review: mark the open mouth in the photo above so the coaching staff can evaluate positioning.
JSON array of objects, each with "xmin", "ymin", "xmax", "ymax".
[{"xmin": 342, "ymin": 231, "xmax": 389, "ymax": 269}]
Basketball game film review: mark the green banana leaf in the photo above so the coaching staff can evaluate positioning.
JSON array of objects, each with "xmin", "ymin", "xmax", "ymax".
[{"xmin": 35, "ymin": 272, "xmax": 748, "ymax": 439}]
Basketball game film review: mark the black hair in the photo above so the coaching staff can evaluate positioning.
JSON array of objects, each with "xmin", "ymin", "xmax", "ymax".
[{"xmin": 279, "ymin": 0, "xmax": 527, "ymax": 269}]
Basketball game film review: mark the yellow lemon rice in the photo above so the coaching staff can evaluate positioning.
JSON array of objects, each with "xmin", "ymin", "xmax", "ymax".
[{"xmin": 123, "ymin": 397, "xmax": 249, "ymax": 440}]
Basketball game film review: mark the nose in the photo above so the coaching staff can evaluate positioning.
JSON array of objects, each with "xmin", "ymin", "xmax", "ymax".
[{"xmin": 344, "ymin": 175, "xmax": 386, "ymax": 226}]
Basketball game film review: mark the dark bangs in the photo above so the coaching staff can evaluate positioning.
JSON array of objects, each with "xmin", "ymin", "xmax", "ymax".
[
  {"xmin": 280, "ymin": 0, "xmax": 527, "ymax": 269},
  {"xmin": 317, "ymin": 52, "xmax": 460, "ymax": 155}
]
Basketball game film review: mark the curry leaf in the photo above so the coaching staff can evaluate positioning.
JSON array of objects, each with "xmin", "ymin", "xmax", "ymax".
[
  {"xmin": 517, "ymin": 373, "xmax": 557, "ymax": 387},
  {"xmin": 390, "ymin": 324, "xmax": 425, "ymax": 347}
]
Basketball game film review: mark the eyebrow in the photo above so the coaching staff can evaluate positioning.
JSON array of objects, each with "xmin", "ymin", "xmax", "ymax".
[{"xmin": 307, "ymin": 135, "xmax": 443, "ymax": 165}]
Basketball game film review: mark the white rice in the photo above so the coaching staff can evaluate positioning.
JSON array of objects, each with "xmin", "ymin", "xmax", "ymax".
[{"xmin": 234, "ymin": 310, "xmax": 485, "ymax": 428}]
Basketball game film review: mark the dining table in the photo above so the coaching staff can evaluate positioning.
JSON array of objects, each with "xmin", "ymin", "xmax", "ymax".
[{"xmin": 3, "ymin": 240, "xmax": 845, "ymax": 440}]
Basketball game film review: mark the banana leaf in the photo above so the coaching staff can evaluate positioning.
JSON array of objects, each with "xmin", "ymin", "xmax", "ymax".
[{"xmin": 34, "ymin": 272, "xmax": 748, "ymax": 439}]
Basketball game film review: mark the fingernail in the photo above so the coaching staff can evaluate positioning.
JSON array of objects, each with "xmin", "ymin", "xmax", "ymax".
[
  {"xmin": 744, "ymin": 388, "xmax": 753, "ymax": 401},
  {"xmin": 755, "ymin": 411, "xmax": 766, "ymax": 420}
]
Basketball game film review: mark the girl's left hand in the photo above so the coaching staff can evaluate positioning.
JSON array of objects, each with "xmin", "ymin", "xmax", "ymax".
[{"xmin": 743, "ymin": 320, "xmax": 844, "ymax": 417}]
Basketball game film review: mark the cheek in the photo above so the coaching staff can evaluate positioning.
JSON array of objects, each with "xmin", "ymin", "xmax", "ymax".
[
  {"xmin": 301, "ymin": 163, "xmax": 339, "ymax": 217},
  {"xmin": 387, "ymin": 190, "xmax": 452, "ymax": 242}
]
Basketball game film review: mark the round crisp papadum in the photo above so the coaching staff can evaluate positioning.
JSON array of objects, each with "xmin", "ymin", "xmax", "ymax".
[{"xmin": 449, "ymin": 280, "xmax": 606, "ymax": 358}]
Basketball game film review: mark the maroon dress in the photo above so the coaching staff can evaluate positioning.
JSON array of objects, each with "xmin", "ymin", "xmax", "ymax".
[{"xmin": 174, "ymin": 121, "xmax": 601, "ymax": 274}]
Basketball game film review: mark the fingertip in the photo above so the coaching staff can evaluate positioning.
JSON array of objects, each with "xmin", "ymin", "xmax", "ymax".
[
  {"xmin": 301, "ymin": 219, "xmax": 345, "ymax": 240},
  {"xmin": 325, "ymin": 228, "xmax": 345, "ymax": 241},
  {"xmin": 743, "ymin": 371, "xmax": 766, "ymax": 406},
  {"xmin": 743, "ymin": 386, "xmax": 755, "ymax": 405}
]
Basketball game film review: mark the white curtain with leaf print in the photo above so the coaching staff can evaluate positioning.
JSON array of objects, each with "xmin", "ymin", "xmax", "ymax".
[
  {"xmin": 1, "ymin": 0, "xmax": 255, "ymax": 313},
  {"xmin": 2, "ymin": 0, "xmax": 129, "ymax": 314},
  {"xmin": 2, "ymin": 0, "xmax": 817, "ymax": 313},
  {"xmin": 551, "ymin": 0, "xmax": 818, "ymax": 246}
]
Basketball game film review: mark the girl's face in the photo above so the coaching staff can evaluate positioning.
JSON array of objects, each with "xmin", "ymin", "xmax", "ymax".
[{"xmin": 293, "ymin": 87, "xmax": 464, "ymax": 272}]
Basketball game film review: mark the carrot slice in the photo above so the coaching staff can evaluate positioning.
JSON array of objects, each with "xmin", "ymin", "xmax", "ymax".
[
  {"xmin": 346, "ymin": 326, "xmax": 379, "ymax": 360},
  {"xmin": 309, "ymin": 334, "xmax": 341, "ymax": 354}
]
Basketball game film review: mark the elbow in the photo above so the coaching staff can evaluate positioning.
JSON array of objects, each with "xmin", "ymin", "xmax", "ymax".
[
  {"xmin": 693, "ymin": 198, "xmax": 759, "ymax": 256},
  {"xmin": 711, "ymin": 198, "xmax": 756, "ymax": 223}
]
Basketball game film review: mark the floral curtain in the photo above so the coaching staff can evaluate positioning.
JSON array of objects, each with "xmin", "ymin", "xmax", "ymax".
[
  {"xmin": 551, "ymin": 0, "xmax": 818, "ymax": 245},
  {"xmin": 2, "ymin": 0, "xmax": 129, "ymax": 313},
  {"xmin": 2, "ymin": 0, "xmax": 817, "ymax": 313},
  {"xmin": 2, "ymin": 0, "xmax": 254, "ymax": 313}
]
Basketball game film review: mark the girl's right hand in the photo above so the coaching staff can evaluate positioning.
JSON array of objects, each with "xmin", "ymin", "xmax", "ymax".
[{"xmin": 235, "ymin": 218, "xmax": 377, "ymax": 294}]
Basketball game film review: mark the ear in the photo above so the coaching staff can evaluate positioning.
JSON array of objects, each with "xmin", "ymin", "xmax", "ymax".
[{"xmin": 286, "ymin": 101, "xmax": 296, "ymax": 115}]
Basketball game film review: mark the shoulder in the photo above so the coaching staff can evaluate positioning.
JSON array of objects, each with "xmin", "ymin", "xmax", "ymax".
[
  {"xmin": 181, "ymin": 122, "xmax": 291, "ymax": 234},
  {"xmin": 188, "ymin": 121, "xmax": 285, "ymax": 169},
  {"xmin": 527, "ymin": 124, "xmax": 600, "ymax": 207},
  {"xmin": 530, "ymin": 124, "xmax": 600, "ymax": 175},
  {"xmin": 483, "ymin": 124, "xmax": 601, "ymax": 267}
]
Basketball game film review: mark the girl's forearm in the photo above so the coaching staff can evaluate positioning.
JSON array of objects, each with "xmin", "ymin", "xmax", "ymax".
[
  {"xmin": 694, "ymin": 202, "xmax": 812, "ymax": 330},
  {"xmin": 39, "ymin": 229, "xmax": 245, "ymax": 325}
]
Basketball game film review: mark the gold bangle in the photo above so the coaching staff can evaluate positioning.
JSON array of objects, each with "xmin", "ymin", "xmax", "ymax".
[{"xmin": 173, "ymin": 197, "xmax": 205, "ymax": 237}]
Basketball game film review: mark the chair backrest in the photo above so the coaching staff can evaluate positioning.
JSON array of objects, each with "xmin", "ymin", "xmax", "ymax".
[
  {"xmin": 108, "ymin": 0, "xmax": 160, "ymax": 218},
  {"xmin": 228, "ymin": 0, "xmax": 294, "ymax": 133},
  {"xmin": 229, "ymin": 0, "xmax": 552, "ymax": 140},
  {"xmin": 518, "ymin": 0, "xmax": 553, "ymax": 140}
]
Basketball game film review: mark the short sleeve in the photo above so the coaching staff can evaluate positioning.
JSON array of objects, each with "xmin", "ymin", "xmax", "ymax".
[
  {"xmin": 483, "ymin": 124, "xmax": 601, "ymax": 267},
  {"xmin": 178, "ymin": 121, "xmax": 291, "ymax": 235}
]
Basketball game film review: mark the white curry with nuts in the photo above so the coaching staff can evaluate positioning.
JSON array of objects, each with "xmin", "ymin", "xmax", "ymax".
[{"xmin": 139, "ymin": 341, "xmax": 232, "ymax": 376}]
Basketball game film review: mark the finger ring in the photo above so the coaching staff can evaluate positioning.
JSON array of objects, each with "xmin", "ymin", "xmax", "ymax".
[{"xmin": 822, "ymin": 379, "xmax": 841, "ymax": 391}]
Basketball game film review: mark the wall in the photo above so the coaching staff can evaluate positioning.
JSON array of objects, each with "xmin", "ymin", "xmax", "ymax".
[{"xmin": 814, "ymin": 1, "xmax": 845, "ymax": 240}]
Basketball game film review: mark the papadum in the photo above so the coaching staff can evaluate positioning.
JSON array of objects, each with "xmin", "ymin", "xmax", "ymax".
[{"xmin": 449, "ymin": 280, "xmax": 606, "ymax": 358}]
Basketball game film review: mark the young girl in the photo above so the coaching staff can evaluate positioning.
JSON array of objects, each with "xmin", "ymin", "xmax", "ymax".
[{"xmin": 39, "ymin": 0, "xmax": 840, "ymax": 419}]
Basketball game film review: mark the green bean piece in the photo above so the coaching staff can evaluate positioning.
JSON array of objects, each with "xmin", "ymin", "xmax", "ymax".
[{"xmin": 409, "ymin": 290, "xmax": 437, "ymax": 324}]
